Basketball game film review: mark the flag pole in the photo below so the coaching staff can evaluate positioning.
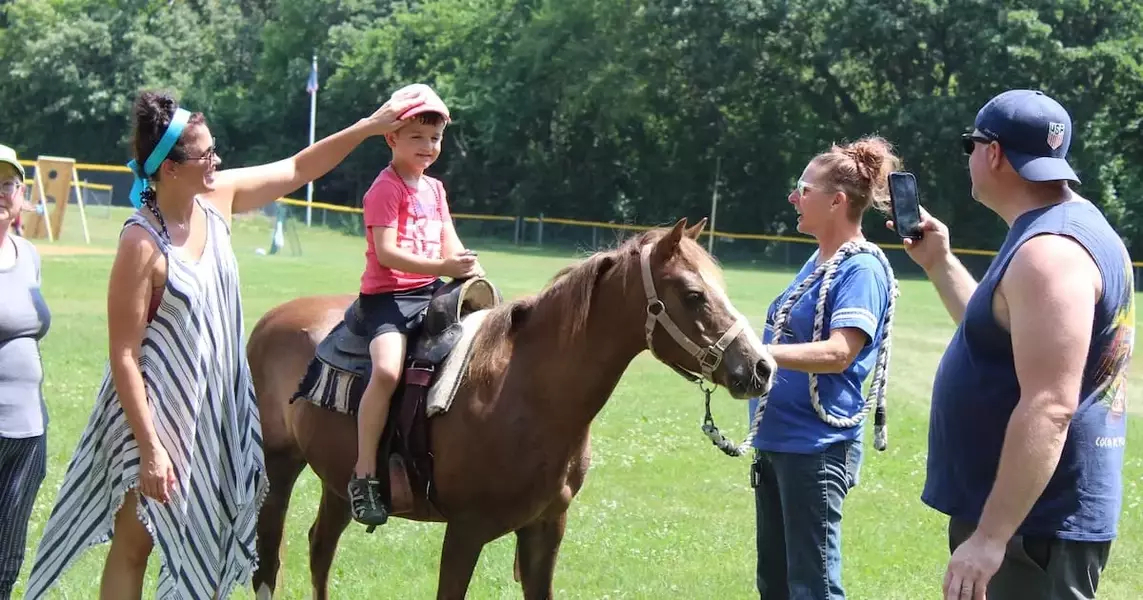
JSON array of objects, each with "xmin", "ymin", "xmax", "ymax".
[
  {"xmin": 708, "ymin": 155, "xmax": 720, "ymax": 254},
  {"xmin": 306, "ymin": 53, "xmax": 318, "ymax": 227}
]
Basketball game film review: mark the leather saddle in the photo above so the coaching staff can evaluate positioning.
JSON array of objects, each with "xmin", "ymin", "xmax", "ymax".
[
  {"xmin": 303, "ymin": 276, "xmax": 501, "ymax": 521},
  {"xmin": 318, "ymin": 276, "xmax": 500, "ymax": 381}
]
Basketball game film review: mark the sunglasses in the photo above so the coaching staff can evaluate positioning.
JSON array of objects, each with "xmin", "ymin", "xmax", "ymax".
[
  {"xmin": 796, "ymin": 179, "xmax": 814, "ymax": 197},
  {"xmin": 183, "ymin": 145, "xmax": 217, "ymax": 162},
  {"xmin": 961, "ymin": 132, "xmax": 995, "ymax": 155}
]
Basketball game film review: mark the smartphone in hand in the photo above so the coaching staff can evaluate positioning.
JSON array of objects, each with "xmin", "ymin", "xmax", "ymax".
[{"xmin": 888, "ymin": 171, "xmax": 924, "ymax": 240}]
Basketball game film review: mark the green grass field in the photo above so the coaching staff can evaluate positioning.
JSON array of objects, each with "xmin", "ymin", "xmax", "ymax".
[{"xmin": 11, "ymin": 206, "xmax": 1142, "ymax": 599}]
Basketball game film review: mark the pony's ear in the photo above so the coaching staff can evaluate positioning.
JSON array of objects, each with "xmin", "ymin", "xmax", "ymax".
[
  {"xmin": 585, "ymin": 253, "xmax": 618, "ymax": 319},
  {"xmin": 593, "ymin": 254, "xmax": 617, "ymax": 285},
  {"xmin": 508, "ymin": 299, "xmax": 533, "ymax": 332},
  {"xmin": 684, "ymin": 217, "xmax": 708, "ymax": 240},
  {"xmin": 654, "ymin": 218, "xmax": 688, "ymax": 259}
]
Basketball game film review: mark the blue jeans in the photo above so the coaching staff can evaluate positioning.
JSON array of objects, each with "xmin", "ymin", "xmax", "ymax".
[{"xmin": 752, "ymin": 439, "xmax": 862, "ymax": 600}]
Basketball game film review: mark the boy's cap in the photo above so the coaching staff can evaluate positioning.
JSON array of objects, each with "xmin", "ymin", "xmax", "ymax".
[
  {"xmin": 972, "ymin": 89, "xmax": 1079, "ymax": 183},
  {"xmin": 392, "ymin": 83, "xmax": 451, "ymax": 123},
  {"xmin": 0, "ymin": 144, "xmax": 25, "ymax": 179}
]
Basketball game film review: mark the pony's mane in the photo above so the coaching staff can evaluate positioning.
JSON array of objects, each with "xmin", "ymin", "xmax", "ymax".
[{"xmin": 465, "ymin": 225, "xmax": 724, "ymax": 387}]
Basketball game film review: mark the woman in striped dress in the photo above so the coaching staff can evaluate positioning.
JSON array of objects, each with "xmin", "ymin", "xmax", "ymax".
[{"xmin": 24, "ymin": 87, "xmax": 429, "ymax": 599}]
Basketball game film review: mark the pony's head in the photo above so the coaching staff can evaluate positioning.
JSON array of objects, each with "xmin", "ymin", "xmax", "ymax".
[{"xmin": 626, "ymin": 217, "xmax": 774, "ymax": 399}]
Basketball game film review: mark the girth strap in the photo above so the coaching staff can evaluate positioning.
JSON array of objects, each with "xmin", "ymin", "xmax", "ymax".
[{"xmin": 397, "ymin": 361, "xmax": 437, "ymax": 508}]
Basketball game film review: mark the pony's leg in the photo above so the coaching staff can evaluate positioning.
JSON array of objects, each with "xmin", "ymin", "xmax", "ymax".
[
  {"xmin": 514, "ymin": 512, "xmax": 568, "ymax": 600},
  {"xmin": 436, "ymin": 522, "xmax": 489, "ymax": 600},
  {"xmin": 512, "ymin": 542, "xmax": 521, "ymax": 582},
  {"xmin": 308, "ymin": 486, "xmax": 352, "ymax": 600},
  {"xmin": 252, "ymin": 449, "xmax": 306, "ymax": 599}
]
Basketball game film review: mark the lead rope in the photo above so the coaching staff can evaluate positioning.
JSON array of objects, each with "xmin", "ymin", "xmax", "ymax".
[{"xmin": 702, "ymin": 240, "xmax": 900, "ymax": 457}]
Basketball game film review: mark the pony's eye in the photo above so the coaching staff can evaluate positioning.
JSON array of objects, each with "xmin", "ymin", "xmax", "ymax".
[{"xmin": 685, "ymin": 290, "xmax": 706, "ymax": 307}]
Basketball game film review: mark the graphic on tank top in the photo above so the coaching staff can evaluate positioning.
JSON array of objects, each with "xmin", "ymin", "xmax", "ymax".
[{"xmin": 1092, "ymin": 243, "xmax": 1134, "ymax": 431}]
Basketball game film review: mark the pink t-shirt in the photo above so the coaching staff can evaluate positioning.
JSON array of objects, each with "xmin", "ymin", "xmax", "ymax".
[{"xmin": 360, "ymin": 166, "xmax": 452, "ymax": 294}]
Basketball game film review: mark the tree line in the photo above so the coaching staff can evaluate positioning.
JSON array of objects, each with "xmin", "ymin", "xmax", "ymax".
[{"xmin": 1, "ymin": 0, "xmax": 1140, "ymax": 255}]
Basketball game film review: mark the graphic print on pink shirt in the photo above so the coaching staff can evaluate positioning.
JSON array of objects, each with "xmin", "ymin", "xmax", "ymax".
[{"xmin": 360, "ymin": 166, "xmax": 452, "ymax": 294}]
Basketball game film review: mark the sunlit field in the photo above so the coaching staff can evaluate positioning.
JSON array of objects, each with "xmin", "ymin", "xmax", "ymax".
[{"xmin": 12, "ymin": 206, "xmax": 1141, "ymax": 599}]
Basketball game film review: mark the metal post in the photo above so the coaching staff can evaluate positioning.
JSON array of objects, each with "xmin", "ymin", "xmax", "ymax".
[
  {"xmin": 708, "ymin": 155, "xmax": 721, "ymax": 254},
  {"xmin": 305, "ymin": 53, "xmax": 318, "ymax": 227}
]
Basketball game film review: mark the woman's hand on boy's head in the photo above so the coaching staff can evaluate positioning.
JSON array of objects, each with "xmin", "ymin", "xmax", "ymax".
[{"xmin": 362, "ymin": 88, "xmax": 428, "ymax": 136}]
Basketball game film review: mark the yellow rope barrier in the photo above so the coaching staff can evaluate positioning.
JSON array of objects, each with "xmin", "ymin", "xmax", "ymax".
[
  {"xmin": 269, "ymin": 196, "xmax": 1139, "ymax": 265},
  {"xmin": 10, "ymin": 159, "xmax": 1140, "ymax": 267}
]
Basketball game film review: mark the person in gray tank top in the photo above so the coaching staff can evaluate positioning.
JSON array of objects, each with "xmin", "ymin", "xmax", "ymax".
[{"xmin": 0, "ymin": 143, "xmax": 51, "ymax": 600}]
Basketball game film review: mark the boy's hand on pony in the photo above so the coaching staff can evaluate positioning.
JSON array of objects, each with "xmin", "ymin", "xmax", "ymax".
[{"xmin": 441, "ymin": 252, "xmax": 483, "ymax": 279}]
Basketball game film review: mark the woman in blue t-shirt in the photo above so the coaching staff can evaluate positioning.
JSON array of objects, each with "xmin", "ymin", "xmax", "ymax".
[{"xmin": 749, "ymin": 136, "xmax": 900, "ymax": 599}]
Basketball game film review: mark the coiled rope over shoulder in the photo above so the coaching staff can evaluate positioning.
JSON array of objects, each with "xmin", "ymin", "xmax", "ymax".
[{"xmin": 702, "ymin": 240, "xmax": 900, "ymax": 457}]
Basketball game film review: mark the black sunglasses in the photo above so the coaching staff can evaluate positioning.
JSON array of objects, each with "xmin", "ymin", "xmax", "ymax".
[{"xmin": 961, "ymin": 132, "xmax": 994, "ymax": 155}]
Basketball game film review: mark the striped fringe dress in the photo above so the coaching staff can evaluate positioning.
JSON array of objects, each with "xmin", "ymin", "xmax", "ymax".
[{"xmin": 24, "ymin": 199, "xmax": 268, "ymax": 599}]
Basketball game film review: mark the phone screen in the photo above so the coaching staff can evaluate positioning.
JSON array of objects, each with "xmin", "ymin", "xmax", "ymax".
[{"xmin": 888, "ymin": 172, "xmax": 923, "ymax": 239}]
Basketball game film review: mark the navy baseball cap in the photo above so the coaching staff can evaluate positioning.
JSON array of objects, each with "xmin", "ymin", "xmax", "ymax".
[{"xmin": 971, "ymin": 89, "xmax": 1079, "ymax": 183}]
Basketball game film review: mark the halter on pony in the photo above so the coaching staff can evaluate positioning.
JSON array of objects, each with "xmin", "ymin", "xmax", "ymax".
[{"xmin": 639, "ymin": 244, "xmax": 748, "ymax": 383}]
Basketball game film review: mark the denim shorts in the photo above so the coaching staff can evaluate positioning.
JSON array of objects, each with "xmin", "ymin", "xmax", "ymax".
[{"xmin": 354, "ymin": 278, "xmax": 445, "ymax": 339}]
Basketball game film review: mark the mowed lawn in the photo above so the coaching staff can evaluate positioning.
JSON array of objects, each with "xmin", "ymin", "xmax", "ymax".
[{"xmin": 12, "ymin": 206, "xmax": 1142, "ymax": 599}]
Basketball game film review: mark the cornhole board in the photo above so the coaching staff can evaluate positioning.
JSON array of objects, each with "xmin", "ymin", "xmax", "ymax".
[{"xmin": 22, "ymin": 155, "xmax": 90, "ymax": 243}]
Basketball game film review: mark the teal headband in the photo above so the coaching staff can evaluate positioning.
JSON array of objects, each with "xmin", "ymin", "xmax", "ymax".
[{"xmin": 126, "ymin": 107, "xmax": 192, "ymax": 208}]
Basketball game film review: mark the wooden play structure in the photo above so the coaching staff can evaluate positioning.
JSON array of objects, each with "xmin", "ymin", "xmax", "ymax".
[{"xmin": 20, "ymin": 155, "xmax": 90, "ymax": 243}]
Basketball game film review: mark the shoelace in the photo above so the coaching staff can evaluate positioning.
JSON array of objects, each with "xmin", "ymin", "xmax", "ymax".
[{"xmin": 349, "ymin": 480, "xmax": 381, "ymax": 514}]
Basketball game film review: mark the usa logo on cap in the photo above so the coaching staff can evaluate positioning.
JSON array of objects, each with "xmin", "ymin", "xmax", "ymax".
[{"xmin": 1047, "ymin": 122, "xmax": 1066, "ymax": 150}]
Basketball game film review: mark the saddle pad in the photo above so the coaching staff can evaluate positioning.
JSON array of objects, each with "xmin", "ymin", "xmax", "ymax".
[{"xmin": 426, "ymin": 309, "xmax": 492, "ymax": 418}]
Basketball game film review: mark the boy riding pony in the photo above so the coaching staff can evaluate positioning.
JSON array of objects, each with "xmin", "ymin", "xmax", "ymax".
[{"xmin": 348, "ymin": 84, "xmax": 483, "ymax": 528}]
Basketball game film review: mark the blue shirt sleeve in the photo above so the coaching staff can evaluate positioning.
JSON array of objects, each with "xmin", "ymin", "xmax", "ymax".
[{"xmin": 827, "ymin": 254, "xmax": 889, "ymax": 346}]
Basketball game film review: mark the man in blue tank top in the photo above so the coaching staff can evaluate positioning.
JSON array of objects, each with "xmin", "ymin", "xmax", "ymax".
[{"xmin": 891, "ymin": 90, "xmax": 1132, "ymax": 599}]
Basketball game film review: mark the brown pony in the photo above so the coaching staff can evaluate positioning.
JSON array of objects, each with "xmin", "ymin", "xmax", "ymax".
[{"xmin": 247, "ymin": 218, "xmax": 775, "ymax": 599}]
